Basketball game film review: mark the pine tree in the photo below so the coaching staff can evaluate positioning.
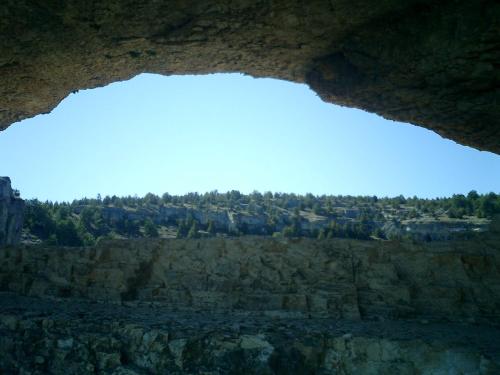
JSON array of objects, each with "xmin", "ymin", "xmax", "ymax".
[
  {"xmin": 187, "ymin": 221, "xmax": 200, "ymax": 239},
  {"xmin": 317, "ymin": 228, "xmax": 326, "ymax": 240},
  {"xmin": 207, "ymin": 220, "xmax": 216, "ymax": 236},
  {"xmin": 144, "ymin": 219, "xmax": 159, "ymax": 238}
]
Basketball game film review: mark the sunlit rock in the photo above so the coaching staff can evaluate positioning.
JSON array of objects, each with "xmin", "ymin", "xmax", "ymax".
[{"xmin": 0, "ymin": 177, "xmax": 24, "ymax": 246}]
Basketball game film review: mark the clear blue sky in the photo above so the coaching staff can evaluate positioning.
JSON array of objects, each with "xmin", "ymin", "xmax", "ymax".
[{"xmin": 0, "ymin": 73, "xmax": 499, "ymax": 201}]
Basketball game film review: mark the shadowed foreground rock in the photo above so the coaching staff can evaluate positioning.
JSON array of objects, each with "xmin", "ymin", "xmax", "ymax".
[
  {"xmin": 0, "ymin": 1, "xmax": 499, "ymax": 153},
  {"xmin": 1, "ymin": 236, "xmax": 500, "ymax": 373},
  {"xmin": 1, "ymin": 294, "xmax": 499, "ymax": 374}
]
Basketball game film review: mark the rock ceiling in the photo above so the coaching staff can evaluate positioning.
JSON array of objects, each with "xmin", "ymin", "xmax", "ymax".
[{"xmin": 1, "ymin": 1, "xmax": 498, "ymax": 153}]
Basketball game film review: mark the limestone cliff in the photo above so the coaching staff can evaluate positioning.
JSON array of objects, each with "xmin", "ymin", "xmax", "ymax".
[
  {"xmin": 0, "ymin": 177, "xmax": 24, "ymax": 247},
  {"xmin": 2, "ymin": 236, "xmax": 499, "ymax": 323},
  {"xmin": 0, "ymin": 1, "xmax": 499, "ymax": 153},
  {"xmin": 1, "ymin": 236, "xmax": 500, "ymax": 373}
]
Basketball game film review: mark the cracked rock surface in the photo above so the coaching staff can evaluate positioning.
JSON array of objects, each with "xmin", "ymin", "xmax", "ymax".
[
  {"xmin": 1, "ymin": 235, "xmax": 500, "ymax": 374},
  {"xmin": 2, "ymin": 236, "xmax": 500, "ymax": 323},
  {"xmin": 0, "ymin": 0, "xmax": 499, "ymax": 153},
  {"xmin": 1, "ymin": 293, "xmax": 500, "ymax": 374}
]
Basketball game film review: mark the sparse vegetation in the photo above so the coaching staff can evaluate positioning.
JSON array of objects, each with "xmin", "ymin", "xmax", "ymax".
[{"xmin": 22, "ymin": 190, "xmax": 499, "ymax": 246}]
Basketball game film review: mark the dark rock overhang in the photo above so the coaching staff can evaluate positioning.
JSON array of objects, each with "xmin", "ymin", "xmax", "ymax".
[{"xmin": 0, "ymin": 0, "xmax": 498, "ymax": 153}]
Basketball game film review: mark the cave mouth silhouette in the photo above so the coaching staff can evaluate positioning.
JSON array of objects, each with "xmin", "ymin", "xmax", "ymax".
[{"xmin": 0, "ymin": 1, "xmax": 499, "ymax": 154}]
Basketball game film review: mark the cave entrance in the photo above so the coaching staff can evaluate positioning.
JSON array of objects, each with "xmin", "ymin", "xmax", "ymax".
[{"xmin": 0, "ymin": 73, "xmax": 499, "ymax": 202}]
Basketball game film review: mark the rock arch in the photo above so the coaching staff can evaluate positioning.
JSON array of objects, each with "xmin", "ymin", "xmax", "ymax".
[{"xmin": 0, "ymin": 0, "xmax": 498, "ymax": 153}]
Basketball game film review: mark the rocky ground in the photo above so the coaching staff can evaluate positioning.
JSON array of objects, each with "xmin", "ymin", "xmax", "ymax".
[{"xmin": 1, "ymin": 293, "xmax": 499, "ymax": 374}]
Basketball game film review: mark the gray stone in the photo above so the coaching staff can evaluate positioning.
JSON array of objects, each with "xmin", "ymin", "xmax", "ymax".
[{"xmin": 57, "ymin": 338, "xmax": 74, "ymax": 350}]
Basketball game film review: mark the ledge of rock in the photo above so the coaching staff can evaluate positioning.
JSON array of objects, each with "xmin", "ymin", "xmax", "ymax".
[{"xmin": 1, "ymin": 1, "xmax": 499, "ymax": 153}]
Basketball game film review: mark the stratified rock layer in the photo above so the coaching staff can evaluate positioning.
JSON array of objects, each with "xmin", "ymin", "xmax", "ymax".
[
  {"xmin": 1, "ymin": 1, "xmax": 499, "ymax": 153},
  {"xmin": 0, "ymin": 177, "xmax": 24, "ymax": 247},
  {"xmin": 2, "ymin": 236, "xmax": 500, "ymax": 322}
]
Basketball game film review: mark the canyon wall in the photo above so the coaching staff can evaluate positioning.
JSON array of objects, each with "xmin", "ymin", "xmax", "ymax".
[
  {"xmin": 1, "ymin": 236, "xmax": 500, "ymax": 323},
  {"xmin": 0, "ymin": 177, "xmax": 24, "ymax": 247},
  {"xmin": 1, "ymin": 235, "xmax": 500, "ymax": 373}
]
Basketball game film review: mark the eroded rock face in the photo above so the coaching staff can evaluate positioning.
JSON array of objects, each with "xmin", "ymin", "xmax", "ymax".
[
  {"xmin": 0, "ymin": 177, "xmax": 24, "ymax": 247},
  {"xmin": 1, "ymin": 236, "xmax": 500, "ymax": 373},
  {"xmin": 0, "ymin": 1, "xmax": 498, "ymax": 153},
  {"xmin": 1, "ymin": 295, "xmax": 499, "ymax": 374},
  {"xmin": 2, "ymin": 236, "xmax": 500, "ymax": 324}
]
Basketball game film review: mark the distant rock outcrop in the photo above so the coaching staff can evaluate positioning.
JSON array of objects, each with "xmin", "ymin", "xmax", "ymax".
[
  {"xmin": 72, "ymin": 202, "xmax": 490, "ymax": 240},
  {"xmin": 0, "ymin": 177, "xmax": 24, "ymax": 246}
]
